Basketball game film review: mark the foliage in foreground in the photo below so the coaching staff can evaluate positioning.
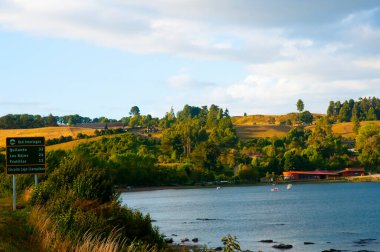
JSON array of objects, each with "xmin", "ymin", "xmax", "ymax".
[{"xmin": 30, "ymin": 149, "xmax": 164, "ymax": 250}]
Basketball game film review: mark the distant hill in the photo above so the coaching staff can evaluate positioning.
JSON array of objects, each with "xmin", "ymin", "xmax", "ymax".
[
  {"xmin": 231, "ymin": 113, "xmax": 324, "ymax": 126},
  {"xmin": 0, "ymin": 126, "xmax": 95, "ymax": 148},
  {"xmin": 235, "ymin": 124, "xmax": 292, "ymax": 140},
  {"xmin": 1, "ymin": 118, "xmax": 380, "ymax": 150},
  {"xmin": 329, "ymin": 121, "xmax": 380, "ymax": 139},
  {"xmin": 232, "ymin": 114, "xmax": 380, "ymax": 140}
]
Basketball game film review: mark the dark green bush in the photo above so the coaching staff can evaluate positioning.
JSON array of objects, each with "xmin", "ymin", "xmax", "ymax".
[{"xmin": 30, "ymin": 147, "xmax": 163, "ymax": 247}]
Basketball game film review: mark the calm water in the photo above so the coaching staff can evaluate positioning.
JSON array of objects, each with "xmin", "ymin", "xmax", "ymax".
[{"xmin": 121, "ymin": 183, "xmax": 380, "ymax": 252}]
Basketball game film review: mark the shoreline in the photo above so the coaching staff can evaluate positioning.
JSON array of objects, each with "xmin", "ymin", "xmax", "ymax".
[{"xmin": 118, "ymin": 175, "xmax": 380, "ymax": 193}]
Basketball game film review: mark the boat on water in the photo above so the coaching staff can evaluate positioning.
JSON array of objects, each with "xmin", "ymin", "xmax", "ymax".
[
  {"xmin": 287, "ymin": 184, "xmax": 293, "ymax": 190},
  {"xmin": 271, "ymin": 187, "xmax": 279, "ymax": 192}
]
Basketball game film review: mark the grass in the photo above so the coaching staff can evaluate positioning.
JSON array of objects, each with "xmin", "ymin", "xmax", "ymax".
[
  {"xmin": 233, "ymin": 114, "xmax": 380, "ymax": 140},
  {"xmin": 46, "ymin": 133, "xmax": 127, "ymax": 152},
  {"xmin": 232, "ymin": 113, "xmax": 323, "ymax": 140},
  {"xmin": 330, "ymin": 121, "xmax": 380, "ymax": 138},
  {"xmin": 232, "ymin": 113, "xmax": 324, "ymax": 126},
  {"xmin": 345, "ymin": 174, "xmax": 380, "ymax": 182},
  {"xmin": 0, "ymin": 126, "xmax": 95, "ymax": 148},
  {"xmin": 2, "ymin": 119, "xmax": 380, "ymax": 149},
  {"xmin": 235, "ymin": 125, "xmax": 291, "ymax": 140},
  {"xmin": 0, "ymin": 193, "xmax": 41, "ymax": 252}
]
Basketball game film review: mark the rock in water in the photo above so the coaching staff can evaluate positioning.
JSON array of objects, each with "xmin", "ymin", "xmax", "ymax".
[
  {"xmin": 260, "ymin": 240, "xmax": 274, "ymax": 243},
  {"xmin": 304, "ymin": 242, "xmax": 315, "ymax": 245},
  {"xmin": 164, "ymin": 238, "xmax": 173, "ymax": 244},
  {"xmin": 272, "ymin": 243, "xmax": 293, "ymax": 249}
]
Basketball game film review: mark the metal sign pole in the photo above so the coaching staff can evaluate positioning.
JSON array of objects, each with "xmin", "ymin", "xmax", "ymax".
[
  {"xmin": 13, "ymin": 175, "xmax": 16, "ymax": 211},
  {"xmin": 35, "ymin": 174, "xmax": 38, "ymax": 185}
]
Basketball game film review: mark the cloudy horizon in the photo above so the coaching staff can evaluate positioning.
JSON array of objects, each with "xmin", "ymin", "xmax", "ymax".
[{"xmin": 1, "ymin": 0, "xmax": 380, "ymax": 118}]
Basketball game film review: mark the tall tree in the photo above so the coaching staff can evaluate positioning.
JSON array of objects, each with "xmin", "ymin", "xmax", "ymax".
[
  {"xmin": 296, "ymin": 99, "xmax": 304, "ymax": 112},
  {"xmin": 356, "ymin": 123, "xmax": 380, "ymax": 171},
  {"xmin": 129, "ymin": 106, "xmax": 140, "ymax": 116},
  {"xmin": 327, "ymin": 101, "xmax": 335, "ymax": 117}
]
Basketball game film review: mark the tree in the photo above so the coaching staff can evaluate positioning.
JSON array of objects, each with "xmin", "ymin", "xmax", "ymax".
[
  {"xmin": 338, "ymin": 102, "xmax": 351, "ymax": 122},
  {"xmin": 352, "ymin": 115, "xmax": 360, "ymax": 134},
  {"xmin": 327, "ymin": 101, "xmax": 335, "ymax": 117},
  {"xmin": 129, "ymin": 106, "xmax": 140, "ymax": 116},
  {"xmin": 356, "ymin": 123, "xmax": 380, "ymax": 171},
  {"xmin": 299, "ymin": 111, "xmax": 313, "ymax": 125},
  {"xmin": 46, "ymin": 113, "xmax": 57, "ymax": 126},
  {"xmin": 367, "ymin": 107, "xmax": 377, "ymax": 121},
  {"xmin": 296, "ymin": 99, "xmax": 304, "ymax": 112}
]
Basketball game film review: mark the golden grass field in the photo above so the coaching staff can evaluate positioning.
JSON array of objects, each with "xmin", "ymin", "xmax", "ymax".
[
  {"xmin": 235, "ymin": 125, "xmax": 292, "ymax": 140},
  {"xmin": 330, "ymin": 121, "xmax": 380, "ymax": 138},
  {"xmin": 0, "ymin": 126, "xmax": 95, "ymax": 148},
  {"xmin": 231, "ymin": 113, "xmax": 324, "ymax": 126},
  {"xmin": 232, "ymin": 114, "xmax": 380, "ymax": 140}
]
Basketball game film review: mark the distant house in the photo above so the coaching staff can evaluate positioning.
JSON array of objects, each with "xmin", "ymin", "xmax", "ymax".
[
  {"xmin": 283, "ymin": 168, "xmax": 365, "ymax": 180},
  {"xmin": 342, "ymin": 140, "xmax": 356, "ymax": 149}
]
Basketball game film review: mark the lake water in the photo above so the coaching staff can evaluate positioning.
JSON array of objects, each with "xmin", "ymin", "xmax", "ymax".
[{"xmin": 121, "ymin": 183, "xmax": 380, "ymax": 252}]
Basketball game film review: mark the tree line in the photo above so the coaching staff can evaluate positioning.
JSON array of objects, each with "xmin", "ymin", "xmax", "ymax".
[{"xmin": 327, "ymin": 97, "xmax": 380, "ymax": 122}]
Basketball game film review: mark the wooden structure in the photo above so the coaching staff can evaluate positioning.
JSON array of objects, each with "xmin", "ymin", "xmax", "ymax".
[{"xmin": 283, "ymin": 168, "xmax": 365, "ymax": 180}]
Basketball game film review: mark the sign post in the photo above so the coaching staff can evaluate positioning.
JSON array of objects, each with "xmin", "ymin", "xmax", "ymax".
[
  {"xmin": 6, "ymin": 137, "xmax": 46, "ymax": 210},
  {"xmin": 13, "ymin": 175, "xmax": 16, "ymax": 211}
]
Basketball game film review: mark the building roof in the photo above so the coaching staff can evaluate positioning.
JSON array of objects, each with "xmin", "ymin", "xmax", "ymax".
[
  {"xmin": 283, "ymin": 170, "xmax": 338, "ymax": 175},
  {"xmin": 283, "ymin": 168, "xmax": 364, "ymax": 176}
]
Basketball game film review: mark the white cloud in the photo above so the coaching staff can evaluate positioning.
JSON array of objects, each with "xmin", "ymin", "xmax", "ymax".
[
  {"xmin": 1, "ymin": 1, "xmax": 380, "ymax": 116},
  {"xmin": 1, "ymin": 0, "xmax": 377, "ymax": 63},
  {"xmin": 204, "ymin": 44, "xmax": 380, "ymax": 114}
]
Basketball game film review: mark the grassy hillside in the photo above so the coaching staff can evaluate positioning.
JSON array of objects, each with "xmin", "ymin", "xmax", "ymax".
[
  {"xmin": 0, "ymin": 126, "xmax": 95, "ymax": 148},
  {"xmin": 235, "ymin": 125, "xmax": 291, "ymax": 140},
  {"xmin": 1, "ymin": 119, "xmax": 380, "ymax": 149},
  {"xmin": 232, "ymin": 113, "xmax": 321, "ymax": 140},
  {"xmin": 234, "ymin": 115, "xmax": 380, "ymax": 140},
  {"xmin": 46, "ymin": 134, "xmax": 127, "ymax": 151},
  {"xmin": 330, "ymin": 120, "xmax": 380, "ymax": 138},
  {"xmin": 232, "ymin": 113, "xmax": 324, "ymax": 126}
]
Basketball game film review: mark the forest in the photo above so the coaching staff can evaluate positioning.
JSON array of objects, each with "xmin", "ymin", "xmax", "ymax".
[{"xmin": 1, "ymin": 99, "xmax": 380, "ymax": 186}]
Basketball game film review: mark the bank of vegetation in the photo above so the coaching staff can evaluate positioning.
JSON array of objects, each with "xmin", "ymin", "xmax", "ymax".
[{"xmin": 0, "ymin": 97, "xmax": 380, "ymax": 251}]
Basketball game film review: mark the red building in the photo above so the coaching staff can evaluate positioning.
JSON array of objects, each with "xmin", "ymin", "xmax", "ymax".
[{"xmin": 283, "ymin": 168, "xmax": 365, "ymax": 180}]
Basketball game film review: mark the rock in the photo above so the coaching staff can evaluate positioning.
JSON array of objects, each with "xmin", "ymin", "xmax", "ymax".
[
  {"xmin": 272, "ymin": 243, "xmax": 293, "ymax": 249},
  {"xmin": 304, "ymin": 242, "xmax": 315, "ymax": 245},
  {"xmin": 196, "ymin": 218, "xmax": 220, "ymax": 221},
  {"xmin": 192, "ymin": 238, "xmax": 199, "ymax": 243},
  {"xmin": 260, "ymin": 240, "xmax": 274, "ymax": 243},
  {"xmin": 354, "ymin": 238, "xmax": 376, "ymax": 245},
  {"xmin": 181, "ymin": 238, "xmax": 189, "ymax": 243},
  {"xmin": 171, "ymin": 234, "xmax": 178, "ymax": 237},
  {"xmin": 164, "ymin": 238, "xmax": 173, "ymax": 244},
  {"xmin": 214, "ymin": 247, "xmax": 223, "ymax": 251}
]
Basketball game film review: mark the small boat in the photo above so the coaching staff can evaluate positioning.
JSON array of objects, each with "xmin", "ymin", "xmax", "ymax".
[
  {"xmin": 271, "ymin": 187, "xmax": 279, "ymax": 192},
  {"xmin": 287, "ymin": 184, "xmax": 293, "ymax": 190},
  {"xmin": 216, "ymin": 186, "xmax": 221, "ymax": 190}
]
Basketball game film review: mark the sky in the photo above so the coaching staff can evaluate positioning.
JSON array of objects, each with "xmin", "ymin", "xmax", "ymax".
[{"xmin": 1, "ymin": 0, "xmax": 380, "ymax": 119}]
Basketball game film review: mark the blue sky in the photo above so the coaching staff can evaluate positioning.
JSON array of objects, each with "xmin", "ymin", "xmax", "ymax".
[{"xmin": 1, "ymin": 0, "xmax": 380, "ymax": 119}]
